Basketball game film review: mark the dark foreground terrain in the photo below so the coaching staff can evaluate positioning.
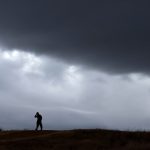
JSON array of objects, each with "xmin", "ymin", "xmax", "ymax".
[{"xmin": 1, "ymin": 129, "xmax": 150, "ymax": 150}]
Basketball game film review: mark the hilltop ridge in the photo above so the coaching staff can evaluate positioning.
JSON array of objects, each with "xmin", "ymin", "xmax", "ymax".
[{"xmin": 0, "ymin": 129, "xmax": 150, "ymax": 150}]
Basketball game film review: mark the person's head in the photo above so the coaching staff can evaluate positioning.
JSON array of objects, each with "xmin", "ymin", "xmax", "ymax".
[{"xmin": 36, "ymin": 112, "xmax": 39, "ymax": 115}]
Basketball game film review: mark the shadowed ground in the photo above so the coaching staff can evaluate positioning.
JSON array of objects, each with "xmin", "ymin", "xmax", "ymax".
[{"xmin": 1, "ymin": 129, "xmax": 150, "ymax": 150}]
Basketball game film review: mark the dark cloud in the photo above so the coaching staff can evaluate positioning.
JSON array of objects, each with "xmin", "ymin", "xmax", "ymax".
[
  {"xmin": 0, "ymin": 0, "xmax": 150, "ymax": 73},
  {"xmin": 1, "ymin": 1, "xmax": 150, "ymax": 131}
]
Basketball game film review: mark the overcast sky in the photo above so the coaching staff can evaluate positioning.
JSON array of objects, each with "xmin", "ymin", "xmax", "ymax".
[{"xmin": 0, "ymin": 0, "xmax": 150, "ymax": 130}]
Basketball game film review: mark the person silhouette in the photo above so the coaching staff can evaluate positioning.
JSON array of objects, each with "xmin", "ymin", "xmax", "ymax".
[{"xmin": 34, "ymin": 112, "xmax": 43, "ymax": 131}]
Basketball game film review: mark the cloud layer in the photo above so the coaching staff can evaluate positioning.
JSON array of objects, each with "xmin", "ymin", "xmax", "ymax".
[
  {"xmin": 0, "ymin": 1, "xmax": 150, "ymax": 73},
  {"xmin": 0, "ymin": 50, "xmax": 150, "ymax": 130},
  {"xmin": 0, "ymin": 1, "xmax": 150, "ymax": 131}
]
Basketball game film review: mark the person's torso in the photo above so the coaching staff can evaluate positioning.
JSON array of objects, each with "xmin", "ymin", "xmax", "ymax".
[{"xmin": 37, "ymin": 114, "xmax": 42, "ymax": 121}]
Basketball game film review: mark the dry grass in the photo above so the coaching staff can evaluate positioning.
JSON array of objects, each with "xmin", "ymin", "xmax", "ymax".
[{"xmin": 0, "ymin": 129, "xmax": 150, "ymax": 149}]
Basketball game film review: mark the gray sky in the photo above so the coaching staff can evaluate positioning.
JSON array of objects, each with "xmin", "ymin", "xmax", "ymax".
[{"xmin": 0, "ymin": 1, "xmax": 150, "ymax": 130}]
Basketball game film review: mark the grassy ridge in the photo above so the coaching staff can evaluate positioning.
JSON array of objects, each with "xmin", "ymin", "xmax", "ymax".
[{"xmin": 1, "ymin": 129, "xmax": 150, "ymax": 149}]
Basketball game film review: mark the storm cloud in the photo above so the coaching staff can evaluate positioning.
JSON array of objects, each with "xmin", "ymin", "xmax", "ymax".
[
  {"xmin": 0, "ymin": 1, "xmax": 150, "ymax": 130},
  {"xmin": 0, "ymin": 0, "xmax": 150, "ymax": 73}
]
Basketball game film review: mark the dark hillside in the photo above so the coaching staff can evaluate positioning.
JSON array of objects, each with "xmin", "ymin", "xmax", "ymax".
[{"xmin": 1, "ymin": 129, "xmax": 150, "ymax": 150}]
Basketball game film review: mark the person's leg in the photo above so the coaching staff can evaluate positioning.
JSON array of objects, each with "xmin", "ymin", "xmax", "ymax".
[
  {"xmin": 35, "ymin": 122, "xmax": 39, "ymax": 130},
  {"xmin": 40, "ymin": 122, "xmax": 43, "ymax": 131}
]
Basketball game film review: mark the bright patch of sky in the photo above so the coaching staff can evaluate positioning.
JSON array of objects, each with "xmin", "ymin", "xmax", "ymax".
[{"xmin": 0, "ymin": 49, "xmax": 150, "ymax": 130}]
